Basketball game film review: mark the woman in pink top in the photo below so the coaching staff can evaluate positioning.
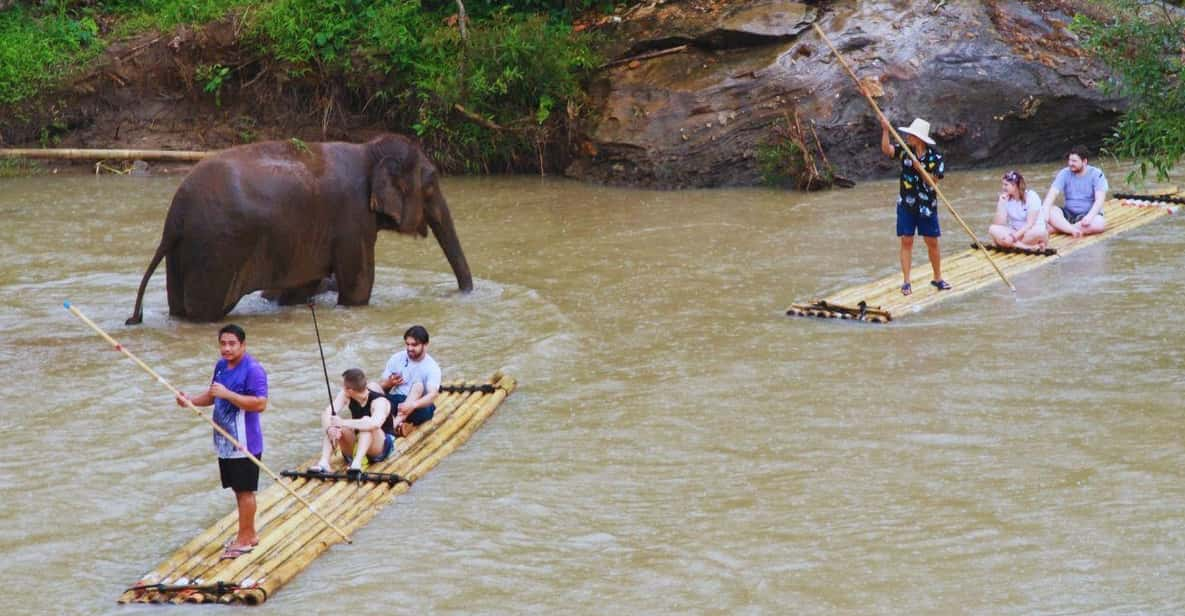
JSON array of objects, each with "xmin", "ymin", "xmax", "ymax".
[{"xmin": 988, "ymin": 170, "xmax": 1048, "ymax": 250}]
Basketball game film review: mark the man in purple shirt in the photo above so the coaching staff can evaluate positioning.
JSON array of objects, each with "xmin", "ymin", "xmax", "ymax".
[{"xmin": 176, "ymin": 324, "xmax": 269, "ymax": 560}]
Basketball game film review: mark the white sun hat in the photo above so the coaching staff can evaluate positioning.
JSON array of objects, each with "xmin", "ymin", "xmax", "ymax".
[{"xmin": 897, "ymin": 118, "xmax": 936, "ymax": 145}]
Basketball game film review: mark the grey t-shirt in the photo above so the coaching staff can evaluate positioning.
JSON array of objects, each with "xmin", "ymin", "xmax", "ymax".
[
  {"xmin": 381, "ymin": 350, "xmax": 441, "ymax": 397},
  {"xmin": 1052, "ymin": 165, "xmax": 1109, "ymax": 217}
]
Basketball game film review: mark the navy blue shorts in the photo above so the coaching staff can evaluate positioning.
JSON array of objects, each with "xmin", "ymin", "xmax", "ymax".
[
  {"xmin": 897, "ymin": 203, "xmax": 941, "ymax": 237},
  {"xmin": 387, "ymin": 393, "xmax": 436, "ymax": 425}
]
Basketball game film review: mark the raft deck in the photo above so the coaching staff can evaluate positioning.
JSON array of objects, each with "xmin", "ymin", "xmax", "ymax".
[
  {"xmin": 117, "ymin": 373, "xmax": 515, "ymax": 605},
  {"xmin": 787, "ymin": 194, "xmax": 1180, "ymax": 323}
]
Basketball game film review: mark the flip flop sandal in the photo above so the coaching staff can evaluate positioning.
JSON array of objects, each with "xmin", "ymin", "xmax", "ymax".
[
  {"xmin": 930, "ymin": 279, "xmax": 952, "ymax": 291},
  {"xmin": 900, "ymin": 282, "xmax": 912, "ymax": 296},
  {"xmin": 219, "ymin": 545, "xmax": 253, "ymax": 560},
  {"xmin": 307, "ymin": 465, "xmax": 328, "ymax": 474}
]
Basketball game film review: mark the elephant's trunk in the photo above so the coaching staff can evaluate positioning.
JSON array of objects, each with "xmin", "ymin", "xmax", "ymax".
[{"xmin": 428, "ymin": 194, "xmax": 473, "ymax": 292}]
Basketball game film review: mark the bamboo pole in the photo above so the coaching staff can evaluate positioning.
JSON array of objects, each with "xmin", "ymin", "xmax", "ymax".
[
  {"xmin": 64, "ymin": 302, "xmax": 353, "ymax": 545},
  {"xmin": 811, "ymin": 23, "xmax": 1015, "ymax": 293},
  {"xmin": 0, "ymin": 148, "xmax": 209, "ymax": 161}
]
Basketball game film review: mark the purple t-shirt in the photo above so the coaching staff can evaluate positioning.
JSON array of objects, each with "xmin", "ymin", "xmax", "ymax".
[{"xmin": 211, "ymin": 353, "xmax": 268, "ymax": 458}]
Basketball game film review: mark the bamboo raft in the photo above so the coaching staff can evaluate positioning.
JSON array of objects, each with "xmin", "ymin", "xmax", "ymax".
[
  {"xmin": 117, "ymin": 373, "xmax": 515, "ymax": 606},
  {"xmin": 787, "ymin": 192, "xmax": 1180, "ymax": 323}
]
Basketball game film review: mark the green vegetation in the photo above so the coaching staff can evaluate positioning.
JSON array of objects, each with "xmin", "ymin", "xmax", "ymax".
[
  {"xmin": 1072, "ymin": 1, "xmax": 1185, "ymax": 182},
  {"xmin": 757, "ymin": 114, "xmax": 838, "ymax": 191},
  {"xmin": 0, "ymin": 157, "xmax": 47, "ymax": 177},
  {"xmin": 0, "ymin": 0, "xmax": 604, "ymax": 172},
  {"xmin": 249, "ymin": 0, "xmax": 601, "ymax": 171},
  {"xmin": 0, "ymin": 5, "xmax": 101, "ymax": 105},
  {"xmin": 196, "ymin": 63, "xmax": 232, "ymax": 106}
]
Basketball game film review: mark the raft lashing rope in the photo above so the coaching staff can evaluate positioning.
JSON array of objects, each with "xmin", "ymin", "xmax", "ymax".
[
  {"xmin": 970, "ymin": 243, "xmax": 1057, "ymax": 256},
  {"xmin": 280, "ymin": 469, "xmax": 408, "ymax": 485},
  {"xmin": 786, "ymin": 191, "xmax": 1181, "ymax": 323},
  {"xmin": 117, "ymin": 374, "xmax": 515, "ymax": 606},
  {"xmin": 1113, "ymin": 192, "xmax": 1185, "ymax": 207}
]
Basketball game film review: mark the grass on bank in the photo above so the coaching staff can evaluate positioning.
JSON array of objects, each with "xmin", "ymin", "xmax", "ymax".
[{"xmin": 0, "ymin": 0, "xmax": 607, "ymax": 171}]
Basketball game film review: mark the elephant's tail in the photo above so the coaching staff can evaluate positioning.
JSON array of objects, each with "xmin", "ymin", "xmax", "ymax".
[{"xmin": 125, "ymin": 234, "xmax": 173, "ymax": 325}]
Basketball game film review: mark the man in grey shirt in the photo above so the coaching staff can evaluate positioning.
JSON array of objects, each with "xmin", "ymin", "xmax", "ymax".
[{"xmin": 1043, "ymin": 145, "xmax": 1109, "ymax": 238}]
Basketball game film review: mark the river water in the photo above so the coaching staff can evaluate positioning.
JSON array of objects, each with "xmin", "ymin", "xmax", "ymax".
[{"xmin": 1, "ymin": 164, "xmax": 1183, "ymax": 614}]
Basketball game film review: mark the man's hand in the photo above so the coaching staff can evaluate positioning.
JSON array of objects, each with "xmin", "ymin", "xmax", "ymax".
[
  {"xmin": 175, "ymin": 392, "xmax": 190, "ymax": 408},
  {"xmin": 1070, "ymin": 223, "xmax": 1084, "ymax": 238},
  {"xmin": 384, "ymin": 373, "xmax": 404, "ymax": 390},
  {"xmin": 397, "ymin": 400, "xmax": 414, "ymax": 416},
  {"xmin": 1080, "ymin": 214, "xmax": 1096, "ymax": 229},
  {"xmin": 326, "ymin": 425, "xmax": 342, "ymax": 442},
  {"xmin": 209, "ymin": 382, "xmax": 231, "ymax": 400}
]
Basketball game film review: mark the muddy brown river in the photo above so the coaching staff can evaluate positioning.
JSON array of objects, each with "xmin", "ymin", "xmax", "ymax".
[{"xmin": 1, "ymin": 164, "xmax": 1183, "ymax": 614}]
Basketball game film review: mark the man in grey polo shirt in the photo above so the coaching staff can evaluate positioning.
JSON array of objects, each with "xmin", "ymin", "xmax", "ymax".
[{"xmin": 1043, "ymin": 145, "xmax": 1109, "ymax": 238}]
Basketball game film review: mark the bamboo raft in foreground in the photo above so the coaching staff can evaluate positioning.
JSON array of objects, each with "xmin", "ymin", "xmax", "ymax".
[
  {"xmin": 787, "ymin": 193, "xmax": 1180, "ymax": 323},
  {"xmin": 117, "ymin": 373, "xmax": 515, "ymax": 606}
]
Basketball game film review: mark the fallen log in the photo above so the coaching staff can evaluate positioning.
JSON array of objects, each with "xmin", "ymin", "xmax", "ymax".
[{"xmin": 0, "ymin": 148, "xmax": 209, "ymax": 162}]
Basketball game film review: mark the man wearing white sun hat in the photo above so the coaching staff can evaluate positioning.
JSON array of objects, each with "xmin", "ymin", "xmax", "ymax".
[{"xmin": 879, "ymin": 117, "xmax": 949, "ymax": 296}]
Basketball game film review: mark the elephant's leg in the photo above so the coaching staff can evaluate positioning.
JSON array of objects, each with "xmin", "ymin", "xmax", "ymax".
[
  {"xmin": 165, "ymin": 254, "xmax": 186, "ymax": 318},
  {"xmin": 333, "ymin": 241, "xmax": 375, "ymax": 306},
  {"xmin": 181, "ymin": 260, "xmax": 246, "ymax": 322}
]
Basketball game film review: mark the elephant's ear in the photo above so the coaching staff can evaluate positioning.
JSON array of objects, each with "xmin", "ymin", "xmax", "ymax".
[{"xmin": 369, "ymin": 158, "xmax": 404, "ymax": 227}]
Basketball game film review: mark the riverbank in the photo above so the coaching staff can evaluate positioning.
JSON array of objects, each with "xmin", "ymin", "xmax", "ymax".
[
  {"xmin": 0, "ymin": 0, "xmax": 603, "ymax": 175},
  {"xmin": 0, "ymin": 1, "xmax": 1126, "ymax": 186}
]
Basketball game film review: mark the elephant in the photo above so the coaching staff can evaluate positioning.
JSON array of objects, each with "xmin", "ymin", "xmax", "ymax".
[{"xmin": 126, "ymin": 134, "xmax": 472, "ymax": 324}]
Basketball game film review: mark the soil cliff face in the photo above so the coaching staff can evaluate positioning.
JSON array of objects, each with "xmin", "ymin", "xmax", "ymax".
[{"xmin": 566, "ymin": 0, "xmax": 1123, "ymax": 188}]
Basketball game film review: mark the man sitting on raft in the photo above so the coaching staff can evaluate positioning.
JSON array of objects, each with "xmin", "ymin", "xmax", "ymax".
[
  {"xmin": 1042, "ymin": 145, "xmax": 1109, "ymax": 238},
  {"xmin": 311, "ymin": 368, "xmax": 398, "ymax": 477},
  {"xmin": 380, "ymin": 325, "xmax": 441, "ymax": 438},
  {"xmin": 989, "ymin": 170, "xmax": 1048, "ymax": 250}
]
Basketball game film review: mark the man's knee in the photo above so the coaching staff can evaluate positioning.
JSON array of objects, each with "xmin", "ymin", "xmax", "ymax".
[{"xmin": 900, "ymin": 236, "xmax": 915, "ymax": 248}]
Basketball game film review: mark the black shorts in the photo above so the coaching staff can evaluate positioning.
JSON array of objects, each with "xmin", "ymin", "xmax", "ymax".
[{"xmin": 219, "ymin": 456, "xmax": 260, "ymax": 492}]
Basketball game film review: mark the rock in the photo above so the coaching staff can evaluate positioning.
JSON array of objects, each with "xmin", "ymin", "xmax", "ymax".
[{"xmin": 567, "ymin": 0, "xmax": 1124, "ymax": 188}]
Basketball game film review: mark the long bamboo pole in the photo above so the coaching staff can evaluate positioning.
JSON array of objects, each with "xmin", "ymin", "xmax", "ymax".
[
  {"xmin": 0, "ymin": 148, "xmax": 209, "ymax": 161},
  {"xmin": 811, "ymin": 23, "xmax": 1015, "ymax": 292},
  {"xmin": 64, "ymin": 301, "xmax": 352, "ymax": 544}
]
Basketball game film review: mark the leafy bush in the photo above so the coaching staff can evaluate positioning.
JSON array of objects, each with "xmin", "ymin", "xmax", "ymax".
[
  {"xmin": 248, "ymin": 0, "xmax": 600, "ymax": 171},
  {"xmin": 0, "ymin": 6, "xmax": 101, "ymax": 105},
  {"xmin": 1072, "ymin": 1, "xmax": 1185, "ymax": 181}
]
